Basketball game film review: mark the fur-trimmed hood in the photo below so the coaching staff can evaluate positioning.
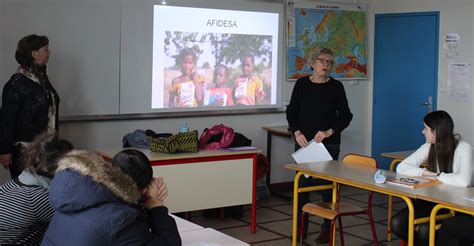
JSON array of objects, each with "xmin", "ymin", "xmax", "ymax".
[{"xmin": 49, "ymin": 150, "xmax": 141, "ymax": 213}]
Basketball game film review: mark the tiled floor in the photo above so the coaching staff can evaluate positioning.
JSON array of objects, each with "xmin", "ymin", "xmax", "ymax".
[{"xmin": 186, "ymin": 186, "xmax": 406, "ymax": 245}]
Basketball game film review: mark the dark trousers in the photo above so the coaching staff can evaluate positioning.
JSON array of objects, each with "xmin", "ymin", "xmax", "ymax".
[
  {"xmin": 391, "ymin": 200, "xmax": 444, "ymax": 246},
  {"xmin": 8, "ymin": 144, "xmax": 23, "ymax": 179},
  {"xmin": 296, "ymin": 143, "xmax": 340, "ymax": 237},
  {"xmin": 437, "ymin": 215, "xmax": 474, "ymax": 246}
]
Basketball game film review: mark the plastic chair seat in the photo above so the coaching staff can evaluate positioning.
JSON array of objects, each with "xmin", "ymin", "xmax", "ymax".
[{"xmin": 303, "ymin": 202, "xmax": 365, "ymax": 221}]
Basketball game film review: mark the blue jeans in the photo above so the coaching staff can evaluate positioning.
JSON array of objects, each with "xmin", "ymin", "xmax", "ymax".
[{"xmin": 296, "ymin": 143, "xmax": 340, "ymax": 237}]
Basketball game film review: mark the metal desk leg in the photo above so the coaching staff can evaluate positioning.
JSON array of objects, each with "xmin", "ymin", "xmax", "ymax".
[
  {"xmin": 266, "ymin": 132, "xmax": 272, "ymax": 188},
  {"xmin": 400, "ymin": 196, "xmax": 415, "ymax": 246},
  {"xmin": 266, "ymin": 132, "xmax": 292, "ymax": 200},
  {"xmin": 331, "ymin": 181, "xmax": 338, "ymax": 246},
  {"xmin": 251, "ymin": 153, "xmax": 257, "ymax": 233},
  {"xmin": 292, "ymin": 172, "xmax": 304, "ymax": 246},
  {"xmin": 429, "ymin": 204, "xmax": 443, "ymax": 246},
  {"xmin": 387, "ymin": 159, "xmax": 402, "ymax": 241},
  {"xmin": 429, "ymin": 205, "xmax": 473, "ymax": 246}
]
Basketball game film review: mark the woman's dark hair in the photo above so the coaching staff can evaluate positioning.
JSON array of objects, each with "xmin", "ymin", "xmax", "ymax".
[
  {"xmin": 15, "ymin": 34, "xmax": 49, "ymax": 67},
  {"xmin": 111, "ymin": 149, "xmax": 153, "ymax": 190},
  {"xmin": 424, "ymin": 110, "xmax": 458, "ymax": 173},
  {"xmin": 20, "ymin": 132, "xmax": 74, "ymax": 178}
]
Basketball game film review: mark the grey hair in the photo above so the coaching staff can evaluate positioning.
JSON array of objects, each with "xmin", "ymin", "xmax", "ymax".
[{"xmin": 308, "ymin": 47, "xmax": 334, "ymax": 65}]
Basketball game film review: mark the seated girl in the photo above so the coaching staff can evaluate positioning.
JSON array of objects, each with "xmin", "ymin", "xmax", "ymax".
[
  {"xmin": 0, "ymin": 132, "xmax": 73, "ymax": 244},
  {"xmin": 391, "ymin": 110, "xmax": 472, "ymax": 246}
]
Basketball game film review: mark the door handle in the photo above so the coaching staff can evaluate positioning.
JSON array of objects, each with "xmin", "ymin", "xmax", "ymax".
[{"xmin": 419, "ymin": 96, "xmax": 433, "ymax": 112}]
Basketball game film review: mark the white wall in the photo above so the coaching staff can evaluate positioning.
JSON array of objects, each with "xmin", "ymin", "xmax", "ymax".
[{"xmin": 370, "ymin": 0, "xmax": 474, "ymax": 146}]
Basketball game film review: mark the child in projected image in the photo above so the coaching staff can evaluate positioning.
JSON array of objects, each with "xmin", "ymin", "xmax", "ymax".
[
  {"xmin": 169, "ymin": 48, "xmax": 206, "ymax": 107},
  {"xmin": 203, "ymin": 64, "xmax": 234, "ymax": 106},
  {"xmin": 233, "ymin": 53, "xmax": 265, "ymax": 105}
]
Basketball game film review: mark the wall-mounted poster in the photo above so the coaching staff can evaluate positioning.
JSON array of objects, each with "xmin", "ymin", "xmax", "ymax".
[{"xmin": 287, "ymin": 2, "xmax": 367, "ymax": 80}]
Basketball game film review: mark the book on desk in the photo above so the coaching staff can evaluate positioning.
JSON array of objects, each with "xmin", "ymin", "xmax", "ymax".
[{"xmin": 386, "ymin": 174, "xmax": 440, "ymax": 189}]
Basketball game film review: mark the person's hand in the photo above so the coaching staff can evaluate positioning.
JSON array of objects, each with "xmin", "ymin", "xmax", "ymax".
[
  {"xmin": 294, "ymin": 131, "xmax": 308, "ymax": 147},
  {"xmin": 0, "ymin": 154, "xmax": 12, "ymax": 169},
  {"xmin": 314, "ymin": 129, "xmax": 333, "ymax": 143},
  {"xmin": 143, "ymin": 177, "xmax": 168, "ymax": 209},
  {"xmin": 154, "ymin": 177, "xmax": 168, "ymax": 201}
]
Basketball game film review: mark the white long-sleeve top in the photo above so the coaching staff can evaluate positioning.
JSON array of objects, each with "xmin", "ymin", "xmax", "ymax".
[{"xmin": 396, "ymin": 140, "xmax": 472, "ymax": 187}]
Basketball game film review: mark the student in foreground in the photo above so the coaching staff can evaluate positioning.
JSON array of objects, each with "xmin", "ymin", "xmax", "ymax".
[
  {"xmin": 42, "ymin": 149, "xmax": 181, "ymax": 245},
  {"xmin": 0, "ymin": 132, "xmax": 73, "ymax": 245},
  {"xmin": 391, "ymin": 110, "xmax": 472, "ymax": 246}
]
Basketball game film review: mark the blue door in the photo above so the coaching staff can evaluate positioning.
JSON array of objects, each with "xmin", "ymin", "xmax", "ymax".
[{"xmin": 372, "ymin": 12, "xmax": 439, "ymax": 169}]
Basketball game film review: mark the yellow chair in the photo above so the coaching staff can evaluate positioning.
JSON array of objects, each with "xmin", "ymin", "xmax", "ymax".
[{"xmin": 299, "ymin": 154, "xmax": 379, "ymax": 246}]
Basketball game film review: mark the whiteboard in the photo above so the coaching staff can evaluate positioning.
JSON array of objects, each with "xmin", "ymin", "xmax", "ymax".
[{"xmin": 0, "ymin": 0, "xmax": 284, "ymax": 118}]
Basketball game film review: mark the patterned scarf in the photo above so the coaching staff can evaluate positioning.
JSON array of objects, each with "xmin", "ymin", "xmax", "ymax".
[{"xmin": 16, "ymin": 64, "xmax": 57, "ymax": 132}]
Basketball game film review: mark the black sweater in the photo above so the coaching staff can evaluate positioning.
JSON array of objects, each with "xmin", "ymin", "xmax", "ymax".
[
  {"xmin": 0, "ymin": 70, "xmax": 59, "ymax": 154},
  {"xmin": 286, "ymin": 76, "xmax": 352, "ymax": 145}
]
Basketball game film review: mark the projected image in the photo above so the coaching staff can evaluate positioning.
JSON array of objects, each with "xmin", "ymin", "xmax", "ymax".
[
  {"xmin": 163, "ymin": 32, "xmax": 272, "ymax": 108},
  {"xmin": 152, "ymin": 5, "xmax": 279, "ymax": 109}
]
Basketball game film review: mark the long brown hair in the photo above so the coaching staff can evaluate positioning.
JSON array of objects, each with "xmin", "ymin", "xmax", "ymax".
[{"xmin": 424, "ymin": 110, "xmax": 458, "ymax": 173}]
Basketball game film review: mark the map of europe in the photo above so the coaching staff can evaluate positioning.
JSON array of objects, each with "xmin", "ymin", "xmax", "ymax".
[{"xmin": 287, "ymin": 5, "xmax": 367, "ymax": 80}]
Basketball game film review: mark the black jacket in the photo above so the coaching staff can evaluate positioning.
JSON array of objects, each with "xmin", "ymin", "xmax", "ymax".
[
  {"xmin": 0, "ymin": 69, "xmax": 59, "ymax": 154},
  {"xmin": 286, "ymin": 76, "xmax": 352, "ymax": 145}
]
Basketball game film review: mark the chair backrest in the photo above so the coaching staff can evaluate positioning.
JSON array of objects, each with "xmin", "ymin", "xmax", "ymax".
[{"xmin": 342, "ymin": 154, "xmax": 378, "ymax": 169}]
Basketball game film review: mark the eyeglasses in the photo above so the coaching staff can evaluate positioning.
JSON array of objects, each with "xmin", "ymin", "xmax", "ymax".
[
  {"xmin": 400, "ymin": 177, "xmax": 420, "ymax": 184},
  {"xmin": 316, "ymin": 58, "xmax": 335, "ymax": 66}
]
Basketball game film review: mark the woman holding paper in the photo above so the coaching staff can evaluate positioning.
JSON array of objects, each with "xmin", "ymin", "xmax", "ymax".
[
  {"xmin": 286, "ymin": 47, "xmax": 353, "ymax": 243},
  {"xmin": 391, "ymin": 110, "xmax": 472, "ymax": 246}
]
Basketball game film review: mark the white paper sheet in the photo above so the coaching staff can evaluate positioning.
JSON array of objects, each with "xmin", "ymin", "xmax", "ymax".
[
  {"xmin": 448, "ymin": 63, "xmax": 471, "ymax": 102},
  {"xmin": 292, "ymin": 140, "xmax": 333, "ymax": 164}
]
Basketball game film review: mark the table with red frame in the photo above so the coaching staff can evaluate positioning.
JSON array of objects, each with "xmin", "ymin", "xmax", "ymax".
[{"xmin": 100, "ymin": 148, "xmax": 260, "ymax": 233}]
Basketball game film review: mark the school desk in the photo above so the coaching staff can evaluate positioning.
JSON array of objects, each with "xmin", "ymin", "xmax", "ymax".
[
  {"xmin": 285, "ymin": 161, "xmax": 420, "ymax": 246},
  {"xmin": 99, "ymin": 148, "xmax": 260, "ymax": 233},
  {"xmin": 180, "ymin": 228, "xmax": 249, "ymax": 245},
  {"xmin": 382, "ymin": 149, "xmax": 474, "ymax": 245},
  {"xmin": 381, "ymin": 150, "xmax": 415, "ymax": 171},
  {"xmin": 416, "ymin": 185, "xmax": 474, "ymax": 246},
  {"xmin": 381, "ymin": 150, "xmax": 415, "ymax": 241},
  {"xmin": 171, "ymin": 214, "xmax": 203, "ymax": 233},
  {"xmin": 262, "ymin": 125, "xmax": 292, "ymax": 200}
]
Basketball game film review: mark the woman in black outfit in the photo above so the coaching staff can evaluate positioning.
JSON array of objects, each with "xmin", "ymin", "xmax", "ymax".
[
  {"xmin": 286, "ymin": 47, "xmax": 353, "ymax": 243},
  {"xmin": 0, "ymin": 34, "xmax": 59, "ymax": 178}
]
